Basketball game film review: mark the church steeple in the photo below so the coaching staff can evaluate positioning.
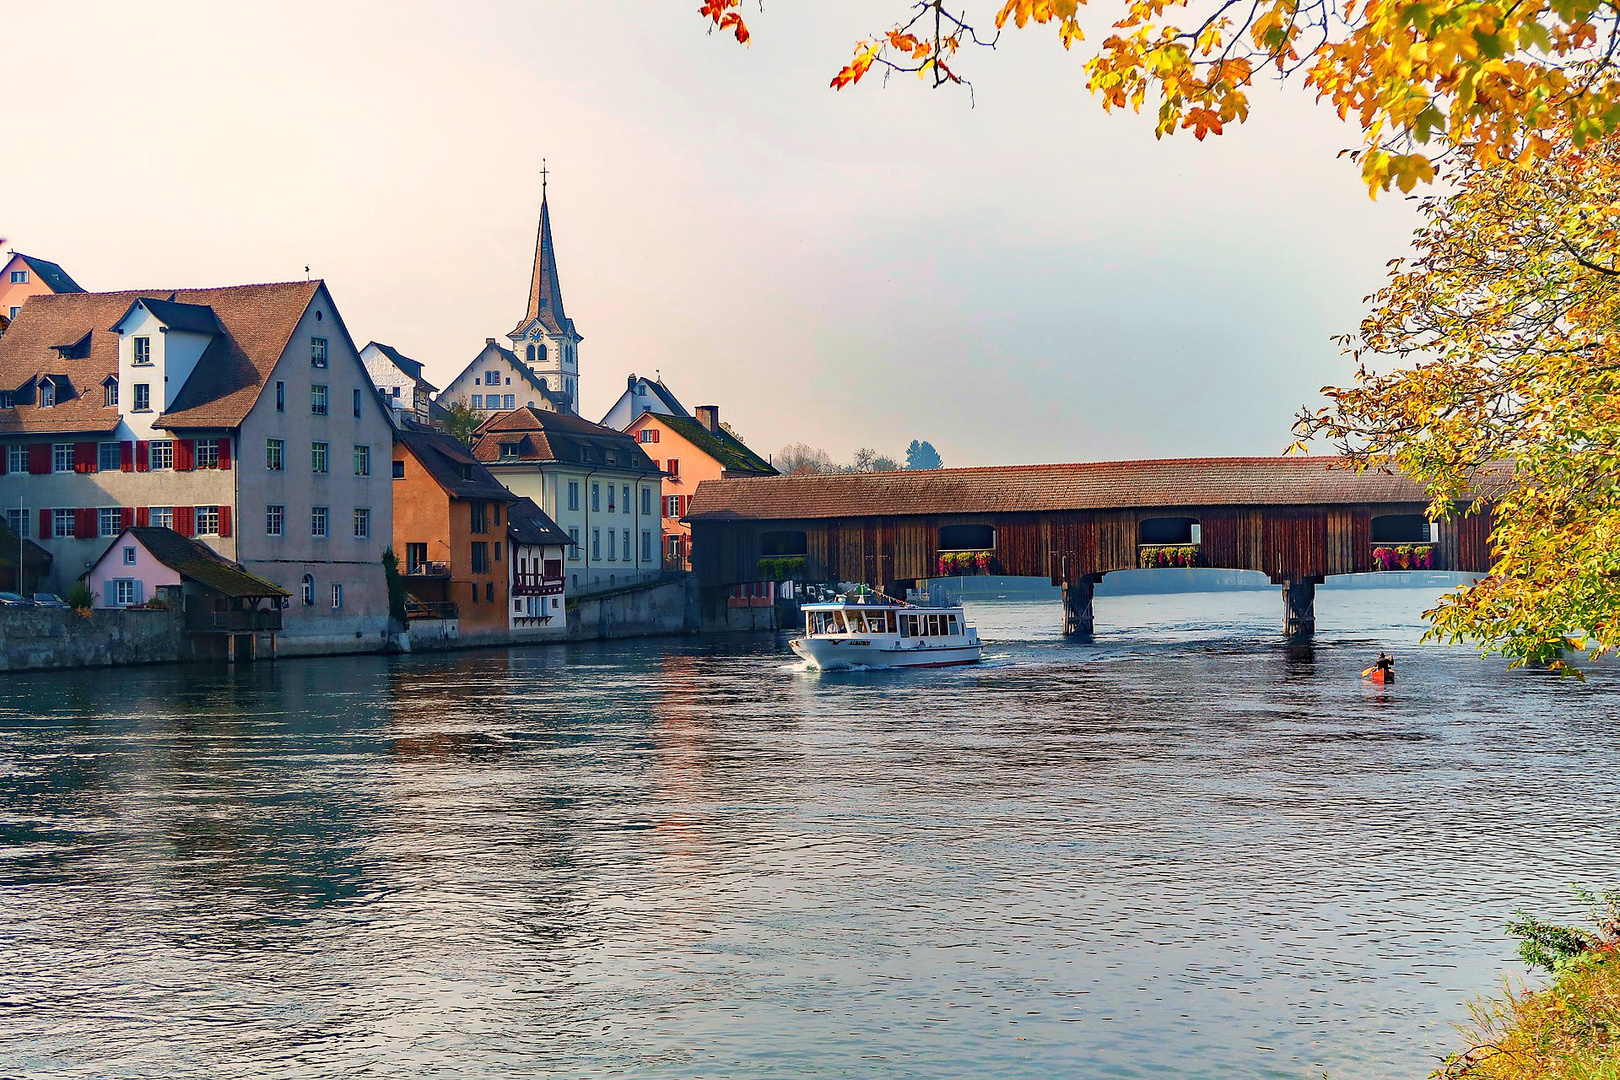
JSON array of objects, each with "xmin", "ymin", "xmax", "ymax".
[
  {"xmin": 520, "ymin": 168, "xmax": 576, "ymax": 339},
  {"xmin": 507, "ymin": 163, "xmax": 582, "ymax": 415}
]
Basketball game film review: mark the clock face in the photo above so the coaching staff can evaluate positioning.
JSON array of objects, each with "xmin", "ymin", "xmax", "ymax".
[{"xmin": 529, "ymin": 328, "xmax": 544, "ymax": 340}]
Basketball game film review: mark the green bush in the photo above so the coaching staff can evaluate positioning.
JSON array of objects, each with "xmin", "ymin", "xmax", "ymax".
[{"xmin": 66, "ymin": 582, "xmax": 93, "ymax": 612}]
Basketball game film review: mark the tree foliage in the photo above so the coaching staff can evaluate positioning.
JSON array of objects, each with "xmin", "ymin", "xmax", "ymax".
[
  {"xmin": 906, "ymin": 439, "xmax": 944, "ymax": 469},
  {"xmin": 1295, "ymin": 132, "xmax": 1620, "ymax": 669},
  {"xmin": 442, "ymin": 400, "xmax": 481, "ymax": 448},
  {"xmin": 700, "ymin": 0, "xmax": 1620, "ymax": 193}
]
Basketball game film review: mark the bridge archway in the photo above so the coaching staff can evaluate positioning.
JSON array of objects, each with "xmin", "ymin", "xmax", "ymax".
[
  {"xmin": 939, "ymin": 523, "xmax": 995, "ymax": 550},
  {"xmin": 1138, "ymin": 517, "xmax": 1199, "ymax": 545},
  {"xmin": 1370, "ymin": 514, "xmax": 1429, "ymax": 544},
  {"xmin": 760, "ymin": 529, "xmax": 808, "ymax": 557}
]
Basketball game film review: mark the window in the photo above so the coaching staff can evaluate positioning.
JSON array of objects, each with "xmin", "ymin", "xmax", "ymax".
[
  {"xmin": 9, "ymin": 269, "xmax": 27, "ymax": 284},
  {"xmin": 486, "ymin": 582, "xmax": 494, "ymax": 602},
  {"xmin": 392, "ymin": 459, "xmax": 405, "ymax": 479},
  {"xmin": 311, "ymin": 337, "xmax": 329, "ymax": 368},
  {"xmin": 4, "ymin": 508, "xmax": 29, "ymax": 539},
  {"xmin": 666, "ymin": 535, "xmax": 681, "ymax": 561},
  {"xmin": 311, "ymin": 441, "xmax": 328, "ymax": 474},
  {"xmin": 98, "ymin": 508, "xmax": 120, "ymax": 537},
  {"xmin": 5, "ymin": 307, "xmax": 15, "ymax": 321},
  {"xmin": 195, "ymin": 505, "xmax": 220, "ymax": 536},
  {"xmin": 0, "ymin": 391, "xmax": 12, "ymax": 409},
  {"xmin": 275, "ymin": 381, "xmax": 285, "ymax": 412},
  {"xmin": 133, "ymin": 384, "xmax": 151, "ymax": 412},
  {"xmin": 52, "ymin": 443, "xmax": 72, "ymax": 472},
  {"xmin": 123, "ymin": 546, "xmax": 136, "ymax": 565},
  {"xmin": 485, "ymin": 371, "xmax": 500, "ymax": 386},
  {"xmin": 568, "ymin": 481, "xmax": 580, "ymax": 511},
  {"xmin": 623, "ymin": 529, "xmax": 631, "ymax": 563},
  {"xmin": 114, "ymin": 579, "xmax": 140, "ymax": 606},
  {"xmin": 195, "ymin": 440, "xmax": 219, "ymax": 469},
  {"xmin": 149, "ymin": 506, "xmax": 173, "ymax": 529},
  {"xmin": 591, "ymin": 483, "xmax": 600, "ymax": 512},
  {"xmin": 132, "ymin": 337, "xmax": 151, "ymax": 365},
  {"xmin": 302, "ymin": 574, "xmax": 315, "ymax": 606},
  {"xmin": 266, "ymin": 504, "xmax": 284, "ymax": 536},
  {"xmin": 568, "ymin": 527, "xmax": 580, "ymax": 560},
  {"xmin": 6, "ymin": 446, "xmax": 24, "ymax": 473},
  {"xmin": 470, "ymin": 502, "xmax": 487, "ymax": 534},
  {"xmin": 471, "ymin": 394, "xmax": 484, "ymax": 409},
  {"xmin": 353, "ymin": 444, "xmax": 370, "ymax": 476},
  {"xmin": 104, "ymin": 380, "xmax": 118, "ymax": 407},
  {"xmin": 266, "ymin": 438, "xmax": 284, "ymax": 471},
  {"xmin": 501, "ymin": 394, "xmax": 514, "ymax": 409},
  {"xmin": 52, "ymin": 509, "xmax": 73, "ymax": 536},
  {"xmin": 641, "ymin": 487, "xmax": 652, "ymax": 515},
  {"xmin": 639, "ymin": 429, "xmax": 659, "ymax": 443},
  {"xmin": 622, "ymin": 486, "xmax": 630, "ymax": 512},
  {"xmin": 642, "ymin": 530, "xmax": 653, "ymax": 563},
  {"xmin": 591, "ymin": 528, "xmax": 601, "ymax": 560},
  {"xmin": 311, "ymin": 506, "xmax": 328, "ymax": 537},
  {"xmin": 149, "ymin": 440, "xmax": 174, "ymax": 470},
  {"xmin": 405, "ymin": 543, "xmax": 427, "ymax": 572},
  {"xmin": 353, "ymin": 388, "xmax": 362, "ymax": 418},
  {"xmin": 39, "ymin": 380, "xmax": 55, "ymax": 408},
  {"xmin": 353, "ymin": 507, "xmax": 370, "ymax": 539},
  {"xmin": 330, "ymin": 583, "xmax": 344, "ymax": 609},
  {"xmin": 666, "ymin": 458, "xmax": 680, "ymax": 479},
  {"xmin": 471, "ymin": 542, "xmax": 489, "ymax": 574},
  {"xmin": 607, "ymin": 486, "xmax": 616, "ymax": 512},
  {"xmin": 99, "ymin": 443, "xmax": 121, "ymax": 472},
  {"xmin": 665, "ymin": 495, "xmax": 682, "ymax": 518},
  {"xmin": 311, "ymin": 385, "xmax": 328, "ymax": 415}
]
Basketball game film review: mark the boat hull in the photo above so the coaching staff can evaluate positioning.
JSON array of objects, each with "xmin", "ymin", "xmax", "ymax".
[{"xmin": 790, "ymin": 636, "xmax": 982, "ymax": 670}]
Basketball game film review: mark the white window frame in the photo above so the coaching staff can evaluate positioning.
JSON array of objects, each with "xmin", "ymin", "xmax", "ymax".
[
  {"xmin": 353, "ymin": 444, "xmax": 370, "ymax": 476},
  {"xmin": 311, "ymin": 506, "xmax": 329, "ymax": 538},
  {"xmin": 132, "ymin": 337, "xmax": 151, "ymax": 365},
  {"xmin": 52, "ymin": 443, "xmax": 73, "ymax": 472},
  {"xmin": 133, "ymin": 383, "xmax": 151, "ymax": 412},
  {"xmin": 266, "ymin": 504, "xmax": 284, "ymax": 537},
  {"xmin": 98, "ymin": 442, "xmax": 121, "ymax": 472},
  {"xmin": 311, "ymin": 441, "xmax": 329, "ymax": 474},
  {"xmin": 311, "ymin": 384, "xmax": 328, "ymax": 416},
  {"xmin": 98, "ymin": 508, "xmax": 120, "ymax": 537},
  {"xmin": 149, "ymin": 507, "xmax": 174, "ymax": 529},
  {"xmin": 311, "ymin": 337, "xmax": 329, "ymax": 368},
  {"xmin": 330, "ymin": 582, "xmax": 344, "ymax": 609},
  {"xmin": 266, "ymin": 438, "xmax": 284, "ymax": 471},
  {"xmin": 195, "ymin": 505, "xmax": 220, "ymax": 536},
  {"xmin": 149, "ymin": 440, "xmax": 174, "ymax": 470},
  {"xmin": 353, "ymin": 507, "xmax": 370, "ymax": 539}
]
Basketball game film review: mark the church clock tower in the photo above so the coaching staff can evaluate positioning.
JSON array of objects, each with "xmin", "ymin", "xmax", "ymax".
[{"xmin": 507, "ymin": 165, "xmax": 581, "ymax": 415}]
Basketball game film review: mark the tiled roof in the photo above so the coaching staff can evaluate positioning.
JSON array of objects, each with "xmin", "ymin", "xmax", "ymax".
[
  {"xmin": 686, "ymin": 457, "xmax": 1513, "ymax": 520},
  {"xmin": 15, "ymin": 254, "xmax": 84, "ymax": 294},
  {"xmin": 396, "ymin": 427, "xmax": 515, "ymax": 502},
  {"xmin": 509, "ymin": 195, "xmax": 578, "ymax": 339},
  {"xmin": 0, "ymin": 281, "xmax": 321, "ymax": 435},
  {"xmin": 133, "ymin": 297, "xmax": 223, "ymax": 335},
  {"xmin": 651, "ymin": 412, "xmax": 776, "ymax": 476},
  {"xmin": 472, "ymin": 405, "xmax": 661, "ymax": 473},
  {"xmin": 97, "ymin": 527, "xmax": 289, "ymax": 597},
  {"xmin": 508, "ymin": 496, "xmax": 570, "ymax": 546}
]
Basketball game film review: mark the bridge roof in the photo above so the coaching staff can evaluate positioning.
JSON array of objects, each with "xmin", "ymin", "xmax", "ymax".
[{"xmin": 685, "ymin": 457, "xmax": 1492, "ymax": 521}]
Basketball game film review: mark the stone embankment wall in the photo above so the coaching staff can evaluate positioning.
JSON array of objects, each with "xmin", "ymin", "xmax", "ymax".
[
  {"xmin": 0, "ymin": 605, "xmax": 185, "ymax": 672},
  {"xmin": 568, "ymin": 574, "xmax": 698, "ymax": 641}
]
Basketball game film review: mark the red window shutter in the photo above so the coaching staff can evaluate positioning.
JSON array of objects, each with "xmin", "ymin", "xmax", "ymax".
[
  {"xmin": 38, "ymin": 509, "xmax": 51, "ymax": 539},
  {"xmin": 120, "ymin": 507, "xmax": 134, "ymax": 531},
  {"xmin": 75, "ymin": 508, "xmax": 94, "ymax": 539},
  {"xmin": 175, "ymin": 506, "xmax": 195, "ymax": 537},
  {"xmin": 135, "ymin": 441, "xmax": 149, "ymax": 472},
  {"xmin": 668, "ymin": 458, "xmax": 679, "ymax": 478},
  {"xmin": 120, "ymin": 441, "xmax": 135, "ymax": 471},
  {"xmin": 176, "ymin": 439, "xmax": 195, "ymax": 471},
  {"xmin": 75, "ymin": 442, "xmax": 96, "ymax": 473},
  {"xmin": 217, "ymin": 438, "xmax": 231, "ymax": 470},
  {"xmin": 136, "ymin": 506, "xmax": 150, "ymax": 527},
  {"xmin": 217, "ymin": 506, "xmax": 232, "ymax": 537},
  {"xmin": 29, "ymin": 443, "xmax": 50, "ymax": 474}
]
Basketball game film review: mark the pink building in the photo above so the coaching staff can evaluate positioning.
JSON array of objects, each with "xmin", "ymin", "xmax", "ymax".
[{"xmin": 0, "ymin": 252, "xmax": 83, "ymax": 325}]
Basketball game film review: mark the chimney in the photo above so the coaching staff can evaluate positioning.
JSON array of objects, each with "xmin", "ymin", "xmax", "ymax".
[
  {"xmin": 485, "ymin": 337, "xmax": 496, "ymax": 345},
  {"xmin": 696, "ymin": 405, "xmax": 720, "ymax": 433},
  {"xmin": 628, "ymin": 373, "xmax": 638, "ymax": 391}
]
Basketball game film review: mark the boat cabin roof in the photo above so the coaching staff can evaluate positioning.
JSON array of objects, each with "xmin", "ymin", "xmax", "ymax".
[{"xmin": 802, "ymin": 600, "xmax": 959, "ymax": 613}]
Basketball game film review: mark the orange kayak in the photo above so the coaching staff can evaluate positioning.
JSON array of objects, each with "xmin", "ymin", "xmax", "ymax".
[{"xmin": 1367, "ymin": 668, "xmax": 1393, "ymax": 684}]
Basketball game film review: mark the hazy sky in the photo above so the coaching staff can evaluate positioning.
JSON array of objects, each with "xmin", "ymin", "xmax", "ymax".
[{"xmin": 4, "ymin": 1, "xmax": 1421, "ymax": 467}]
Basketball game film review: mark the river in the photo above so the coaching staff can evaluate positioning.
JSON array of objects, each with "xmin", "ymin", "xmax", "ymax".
[{"xmin": 1, "ymin": 585, "xmax": 1615, "ymax": 1079}]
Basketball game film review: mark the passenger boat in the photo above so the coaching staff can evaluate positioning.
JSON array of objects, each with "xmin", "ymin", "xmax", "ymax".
[{"xmin": 790, "ymin": 593, "xmax": 983, "ymax": 670}]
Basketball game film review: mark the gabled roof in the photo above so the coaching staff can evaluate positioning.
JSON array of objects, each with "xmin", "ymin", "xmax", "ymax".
[
  {"xmin": 364, "ymin": 340, "xmax": 438, "ymax": 390},
  {"xmin": 648, "ymin": 412, "xmax": 776, "ymax": 476},
  {"xmin": 444, "ymin": 339, "xmax": 567, "ymax": 408},
  {"xmin": 126, "ymin": 296, "xmax": 223, "ymax": 335},
  {"xmin": 685, "ymin": 457, "xmax": 1514, "ymax": 521},
  {"xmin": 602, "ymin": 374, "xmax": 688, "ymax": 425},
  {"xmin": 93, "ymin": 527, "xmax": 289, "ymax": 597},
  {"xmin": 396, "ymin": 426, "xmax": 516, "ymax": 502},
  {"xmin": 471, "ymin": 405, "xmax": 661, "ymax": 474},
  {"xmin": 0, "ymin": 281, "xmax": 321, "ymax": 434},
  {"xmin": 508, "ymin": 496, "xmax": 570, "ymax": 546},
  {"xmin": 0, "ymin": 517, "xmax": 52, "ymax": 574},
  {"xmin": 510, "ymin": 194, "xmax": 578, "ymax": 340},
  {"xmin": 11, "ymin": 253, "xmax": 84, "ymax": 294}
]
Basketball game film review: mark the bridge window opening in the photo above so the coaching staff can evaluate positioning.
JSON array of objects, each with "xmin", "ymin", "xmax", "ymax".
[
  {"xmin": 1139, "ymin": 517, "xmax": 1199, "ymax": 545},
  {"xmin": 938, "ymin": 524, "xmax": 995, "ymax": 550},
  {"xmin": 1370, "ymin": 514, "xmax": 1429, "ymax": 543},
  {"xmin": 760, "ymin": 529, "xmax": 808, "ymax": 557}
]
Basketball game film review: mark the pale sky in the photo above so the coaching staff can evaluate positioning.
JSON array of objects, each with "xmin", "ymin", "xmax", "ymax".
[{"xmin": 3, "ymin": 1, "xmax": 1420, "ymax": 468}]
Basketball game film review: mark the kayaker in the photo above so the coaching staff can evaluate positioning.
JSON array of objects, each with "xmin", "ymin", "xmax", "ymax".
[{"xmin": 1374, "ymin": 652, "xmax": 1394, "ymax": 676}]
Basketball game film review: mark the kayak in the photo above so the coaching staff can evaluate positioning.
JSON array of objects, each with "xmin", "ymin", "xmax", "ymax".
[{"xmin": 1367, "ymin": 668, "xmax": 1393, "ymax": 684}]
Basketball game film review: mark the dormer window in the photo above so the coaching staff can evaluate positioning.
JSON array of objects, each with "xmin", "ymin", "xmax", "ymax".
[
  {"xmin": 499, "ymin": 442, "xmax": 520, "ymax": 458},
  {"xmin": 0, "ymin": 391, "xmax": 12, "ymax": 409},
  {"xmin": 311, "ymin": 337, "xmax": 328, "ymax": 368},
  {"xmin": 132, "ymin": 337, "xmax": 152, "ymax": 366},
  {"xmin": 103, "ymin": 378, "xmax": 118, "ymax": 408},
  {"xmin": 581, "ymin": 448, "xmax": 592, "ymax": 463},
  {"xmin": 459, "ymin": 464, "xmax": 473, "ymax": 481},
  {"xmin": 39, "ymin": 379, "xmax": 55, "ymax": 408}
]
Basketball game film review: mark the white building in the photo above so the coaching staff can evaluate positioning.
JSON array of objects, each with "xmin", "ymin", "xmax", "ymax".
[
  {"xmin": 508, "ymin": 495, "xmax": 569, "ymax": 638},
  {"xmin": 599, "ymin": 373, "xmax": 688, "ymax": 430},
  {"xmin": 471, "ymin": 406, "xmax": 662, "ymax": 594},
  {"xmin": 360, "ymin": 341, "xmax": 439, "ymax": 428}
]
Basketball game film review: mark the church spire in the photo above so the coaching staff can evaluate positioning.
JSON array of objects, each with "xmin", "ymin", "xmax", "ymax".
[{"xmin": 521, "ymin": 165, "xmax": 575, "ymax": 338}]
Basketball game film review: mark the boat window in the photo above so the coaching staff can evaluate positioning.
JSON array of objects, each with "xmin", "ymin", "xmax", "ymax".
[
  {"xmin": 885, "ymin": 611, "xmax": 897, "ymax": 633},
  {"xmin": 831, "ymin": 611, "xmax": 848, "ymax": 633},
  {"xmin": 948, "ymin": 615, "xmax": 960, "ymax": 634}
]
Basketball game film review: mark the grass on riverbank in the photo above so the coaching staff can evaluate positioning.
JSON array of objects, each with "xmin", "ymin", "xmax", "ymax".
[{"xmin": 1436, "ymin": 891, "xmax": 1620, "ymax": 1079}]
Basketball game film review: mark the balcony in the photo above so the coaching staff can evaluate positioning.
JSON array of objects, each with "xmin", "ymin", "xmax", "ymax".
[
  {"xmin": 404, "ymin": 561, "xmax": 450, "ymax": 578},
  {"xmin": 406, "ymin": 599, "xmax": 459, "ymax": 621},
  {"xmin": 512, "ymin": 575, "xmax": 565, "ymax": 597},
  {"xmin": 184, "ymin": 608, "xmax": 283, "ymax": 634}
]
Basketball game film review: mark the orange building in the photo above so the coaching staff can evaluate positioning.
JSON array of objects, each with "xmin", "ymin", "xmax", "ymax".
[
  {"xmin": 391, "ymin": 427, "xmax": 515, "ymax": 640},
  {"xmin": 623, "ymin": 404, "xmax": 775, "ymax": 570},
  {"xmin": 0, "ymin": 252, "xmax": 84, "ymax": 324}
]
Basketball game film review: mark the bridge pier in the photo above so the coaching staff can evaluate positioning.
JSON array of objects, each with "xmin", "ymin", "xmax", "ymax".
[
  {"xmin": 1062, "ymin": 574, "xmax": 1104, "ymax": 638},
  {"xmin": 1280, "ymin": 577, "xmax": 1321, "ymax": 636}
]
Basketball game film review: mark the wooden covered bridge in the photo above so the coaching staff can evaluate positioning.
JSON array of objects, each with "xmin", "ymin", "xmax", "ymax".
[{"xmin": 684, "ymin": 457, "xmax": 1503, "ymax": 636}]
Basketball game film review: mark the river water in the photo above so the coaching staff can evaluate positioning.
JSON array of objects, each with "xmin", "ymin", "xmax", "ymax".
[{"xmin": 2, "ymin": 586, "xmax": 1616, "ymax": 1079}]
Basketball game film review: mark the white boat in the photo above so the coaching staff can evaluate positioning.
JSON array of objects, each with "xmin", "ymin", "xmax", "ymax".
[{"xmin": 790, "ymin": 594, "xmax": 983, "ymax": 670}]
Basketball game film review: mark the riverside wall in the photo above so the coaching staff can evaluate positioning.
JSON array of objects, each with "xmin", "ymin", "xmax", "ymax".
[
  {"xmin": 0, "ymin": 605, "xmax": 186, "ymax": 672},
  {"xmin": 567, "ymin": 574, "xmax": 698, "ymax": 642}
]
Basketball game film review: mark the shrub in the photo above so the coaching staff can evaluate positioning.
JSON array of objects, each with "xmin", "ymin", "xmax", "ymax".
[
  {"xmin": 382, "ymin": 547, "xmax": 408, "ymax": 625},
  {"xmin": 66, "ymin": 582, "xmax": 93, "ymax": 612}
]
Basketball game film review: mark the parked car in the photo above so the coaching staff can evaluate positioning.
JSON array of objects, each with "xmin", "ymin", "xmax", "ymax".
[
  {"xmin": 0, "ymin": 592, "xmax": 32, "ymax": 606},
  {"xmin": 32, "ymin": 594, "xmax": 68, "ymax": 609}
]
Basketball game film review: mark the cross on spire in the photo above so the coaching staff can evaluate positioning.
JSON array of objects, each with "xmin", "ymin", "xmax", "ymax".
[{"xmin": 540, "ymin": 159, "xmax": 548, "ymax": 201}]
